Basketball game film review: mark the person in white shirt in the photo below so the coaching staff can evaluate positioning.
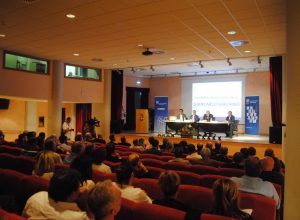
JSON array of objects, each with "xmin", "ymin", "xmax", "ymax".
[
  {"xmin": 116, "ymin": 162, "xmax": 152, "ymax": 203},
  {"xmin": 88, "ymin": 180, "xmax": 122, "ymax": 220},
  {"xmin": 92, "ymin": 148, "xmax": 112, "ymax": 174},
  {"xmin": 23, "ymin": 170, "xmax": 90, "ymax": 220},
  {"xmin": 62, "ymin": 117, "xmax": 74, "ymax": 140},
  {"xmin": 186, "ymin": 144, "xmax": 202, "ymax": 160},
  {"xmin": 176, "ymin": 108, "xmax": 188, "ymax": 121},
  {"xmin": 231, "ymin": 157, "xmax": 280, "ymax": 209}
]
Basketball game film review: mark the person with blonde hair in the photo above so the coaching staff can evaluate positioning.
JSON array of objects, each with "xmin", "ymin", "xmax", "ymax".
[
  {"xmin": 32, "ymin": 151, "xmax": 62, "ymax": 181},
  {"xmin": 212, "ymin": 179, "xmax": 252, "ymax": 220}
]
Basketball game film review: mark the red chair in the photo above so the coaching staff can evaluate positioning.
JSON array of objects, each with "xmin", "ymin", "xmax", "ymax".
[
  {"xmin": 2, "ymin": 213, "xmax": 27, "ymax": 220},
  {"xmin": 54, "ymin": 163, "xmax": 69, "ymax": 172},
  {"xmin": 219, "ymin": 168, "xmax": 244, "ymax": 177},
  {"xmin": 103, "ymin": 160, "xmax": 121, "ymax": 171},
  {"xmin": 141, "ymin": 159, "xmax": 165, "ymax": 168},
  {"xmin": 146, "ymin": 166, "xmax": 164, "ymax": 179},
  {"xmin": 1, "ymin": 145, "xmax": 23, "ymax": 156},
  {"xmin": 16, "ymin": 156, "xmax": 35, "ymax": 175},
  {"xmin": 140, "ymin": 154, "xmax": 161, "ymax": 160},
  {"xmin": 176, "ymin": 170, "xmax": 202, "ymax": 186},
  {"xmin": 132, "ymin": 178, "xmax": 161, "ymax": 200},
  {"xmin": 189, "ymin": 164, "xmax": 219, "ymax": 175},
  {"xmin": 133, "ymin": 202, "xmax": 186, "ymax": 220},
  {"xmin": 160, "ymin": 156, "xmax": 175, "ymax": 162},
  {"xmin": 115, "ymin": 198, "xmax": 135, "ymax": 220},
  {"xmin": 164, "ymin": 162, "xmax": 191, "ymax": 171},
  {"xmin": 92, "ymin": 170, "xmax": 116, "ymax": 182},
  {"xmin": 201, "ymin": 214, "xmax": 238, "ymax": 220},
  {"xmin": 0, "ymin": 153, "xmax": 17, "ymax": 170},
  {"xmin": 0, "ymin": 168, "xmax": 27, "ymax": 197},
  {"xmin": 198, "ymin": 174, "xmax": 228, "ymax": 188}
]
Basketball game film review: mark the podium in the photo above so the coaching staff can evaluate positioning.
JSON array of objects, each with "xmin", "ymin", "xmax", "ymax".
[{"xmin": 136, "ymin": 109, "xmax": 149, "ymax": 133}]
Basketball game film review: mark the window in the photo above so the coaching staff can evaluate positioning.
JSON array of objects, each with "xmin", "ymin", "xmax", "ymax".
[
  {"xmin": 3, "ymin": 51, "xmax": 49, "ymax": 74},
  {"xmin": 65, "ymin": 64, "xmax": 101, "ymax": 81}
]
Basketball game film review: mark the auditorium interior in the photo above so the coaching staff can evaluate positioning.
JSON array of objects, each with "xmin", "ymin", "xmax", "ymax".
[{"xmin": 0, "ymin": 0, "xmax": 299, "ymax": 219}]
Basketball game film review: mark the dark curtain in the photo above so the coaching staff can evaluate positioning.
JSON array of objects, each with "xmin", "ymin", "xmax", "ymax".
[
  {"xmin": 269, "ymin": 56, "xmax": 282, "ymax": 127},
  {"xmin": 110, "ymin": 70, "xmax": 123, "ymax": 133},
  {"xmin": 76, "ymin": 104, "xmax": 92, "ymax": 133},
  {"xmin": 125, "ymin": 87, "xmax": 149, "ymax": 130}
]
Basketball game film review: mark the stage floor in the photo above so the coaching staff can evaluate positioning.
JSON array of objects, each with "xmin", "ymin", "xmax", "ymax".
[{"xmin": 115, "ymin": 131, "xmax": 282, "ymax": 159}]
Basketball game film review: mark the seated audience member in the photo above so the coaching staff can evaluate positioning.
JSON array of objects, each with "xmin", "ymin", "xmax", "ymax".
[
  {"xmin": 154, "ymin": 171, "xmax": 201, "ymax": 219},
  {"xmin": 64, "ymin": 141, "xmax": 84, "ymax": 164},
  {"xmin": 223, "ymin": 152, "xmax": 244, "ymax": 169},
  {"xmin": 186, "ymin": 144, "xmax": 202, "ymax": 160},
  {"xmin": 169, "ymin": 147, "xmax": 190, "ymax": 164},
  {"xmin": 147, "ymin": 136, "xmax": 155, "ymax": 149},
  {"xmin": 46, "ymin": 135, "xmax": 59, "ymax": 147},
  {"xmin": 128, "ymin": 153, "xmax": 149, "ymax": 178},
  {"xmin": 58, "ymin": 135, "xmax": 71, "ymax": 152},
  {"xmin": 94, "ymin": 134, "xmax": 106, "ymax": 144},
  {"xmin": 75, "ymin": 134, "xmax": 84, "ymax": 142},
  {"xmin": 23, "ymin": 170, "xmax": 89, "ymax": 220},
  {"xmin": 211, "ymin": 179, "xmax": 252, "ymax": 220},
  {"xmin": 36, "ymin": 132, "xmax": 46, "ymax": 150},
  {"xmin": 43, "ymin": 139, "xmax": 58, "ymax": 152},
  {"xmin": 92, "ymin": 148, "xmax": 112, "ymax": 174},
  {"xmin": 32, "ymin": 151, "xmax": 62, "ymax": 181},
  {"xmin": 84, "ymin": 132, "xmax": 94, "ymax": 142},
  {"xmin": 240, "ymin": 148, "xmax": 250, "ymax": 160},
  {"xmin": 211, "ymin": 141, "xmax": 222, "ymax": 159},
  {"xmin": 70, "ymin": 155, "xmax": 95, "ymax": 191},
  {"xmin": 264, "ymin": 148, "xmax": 284, "ymax": 173},
  {"xmin": 108, "ymin": 134, "xmax": 116, "ymax": 145},
  {"xmin": 215, "ymin": 147, "xmax": 230, "ymax": 163},
  {"xmin": 130, "ymin": 139, "xmax": 144, "ymax": 151},
  {"xmin": 231, "ymin": 157, "xmax": 280, "ymax": 209},
  {"xmin": 138, "ymin": 138, "xmax": 146, "ymax": 149},
  {"xmin": 16, "ymin": 133, "xmax": 27, "ymax": 148},
  {"xmin": 260, "ymin": 156, "xmax": 284, "ymax": 186},
  {"xmin": 118, "ymin": 136, "xmax": 131, "ymax": 147},
  {"xmin": 248, "ymin": 147, "xmax": 256, "ymax": 157},
  {"xmin": 197, "ymin": 143, "xmax": 204, "ymax": 154},
  {"xmin": 191, "ymin": 148, "xmax": 219, "ymax": 167},
  {"xmin": 106, "ymin": 142, "xmax": 121, "ymax": 162},
  {"xmin": 179, "ymin": 140, "xmax": 189, "ymax": 154},
  {"xmin": 159, "ymin": 138, "xmax": 173, "ymax": 153},
  {"xmin": 25, "ymin": 137, "xmax": 39, "ymax": 151},
  {"xmin": 144, "ymin": 139, "xmax": 161, "ymax": 155},
  {"xmin": 116, "ymin": 162, "xmax": 152, "ymax": 203},
  {"xmin": 84, "ymin": 143, "xmax": 95, "ymax": 158},
  {"xmin": 87, "ymin": 180, "xmax": 122, "ymax": 220},
  {"xmin": 0, "ymin": 130, "xmax": 8, "ymax": 145}
]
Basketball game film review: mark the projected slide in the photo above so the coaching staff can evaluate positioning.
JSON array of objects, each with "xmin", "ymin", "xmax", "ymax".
[{"xmin": 192, "ymin": 81, "xmax": 242, "ymax": 119}]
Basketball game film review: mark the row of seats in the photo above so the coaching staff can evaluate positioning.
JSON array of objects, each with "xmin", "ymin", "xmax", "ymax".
[
  {"xmin": 0, "ymin": 168, "xmax": 276, "ymax": 220},
  {"xmin": 0, "ymin": 208, "xmax": 26, "ymax": 220}
]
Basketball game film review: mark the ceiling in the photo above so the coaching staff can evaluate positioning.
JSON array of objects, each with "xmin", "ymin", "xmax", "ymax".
[{"xmin": 0, "ymin": 0, "xmax": 286, "ymax": 76}]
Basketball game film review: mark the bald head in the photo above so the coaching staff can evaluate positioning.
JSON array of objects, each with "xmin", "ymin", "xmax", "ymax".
[{"xmin": 261, "ymin": 156, "xmax": 275, "ymax": 171}]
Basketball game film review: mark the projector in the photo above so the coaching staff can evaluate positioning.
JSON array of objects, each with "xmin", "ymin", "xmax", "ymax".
[{"xmin": 142, "ymin": 49, "xmax": 153, "ymax": 56}]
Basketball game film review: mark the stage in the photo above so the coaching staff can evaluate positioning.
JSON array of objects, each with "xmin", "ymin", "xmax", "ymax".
[{"xmin": 114, "ymin": 132, "xmax": 282, "ymax": 159}]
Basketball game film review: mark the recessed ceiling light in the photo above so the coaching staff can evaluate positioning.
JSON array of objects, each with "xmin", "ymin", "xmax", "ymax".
[
  {"xmin": 113, "ymin": 63, "xmax": 117, "ymax": 66},
  {"xmin": 227, "ymin": 30, "xmax": 236, "ymax": 35},
  {"xmin": 136, "ymin": 80, "xmax": 141, "ymax": 85},
  {"xmin": 73, "ymin": 53, "xmax": 79, "ymax": 56},
  {"xmin": 170, "ymin": 57, "xmax": 175, "ymax": 60},
  {"xmin": 244, "ymin": 50, "xmax": 251, "ymax": 53},
  {"xmin": 0, "ymin": 34, "xmax": 6, "ymax": 38},
  {"xmin": 66, "ymin": 14, "xmax": 76, "ymax": 19},
  {"xmin": 137, "ymin": 44, "xmax": 143, "ymax": 47}
]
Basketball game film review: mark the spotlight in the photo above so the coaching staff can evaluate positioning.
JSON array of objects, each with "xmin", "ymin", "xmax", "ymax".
[
  {"xmin": 257, "ymin": 56, "xmax": 262, "ymax": 64},
  {"xmin": 199, "ymin": 61, "xmax": 204, "ymax": 68},
  {"xmin": 227, "ymin": 58, "xmax": 232, "ymax": 66},
  {"xmin": 150, "ymin": 65, "xmax": 155, "ymax": 71},
  {"xmin": 218, "ymin": 136, "xmax": 222, "ymax": 141}
]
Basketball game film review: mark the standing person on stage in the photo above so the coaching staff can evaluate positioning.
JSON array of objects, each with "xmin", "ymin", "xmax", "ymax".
[
  {"xmin": 225, "ymin": 111, "xmax": 235, "ymax": 138},
  {"xmin": 189, "ymin": 110, "xmax": 200, "ymax": 122},
  {"xmin": 203, "ymin": 110, "xmax": 214, "ymax": 121},
  {"xmin": 177, "ymin": 108, "xmax": 188, "ymax": 121},
  {"xmin": 62, "ymin": 117, "xmax": 74, "ymax": 140}
]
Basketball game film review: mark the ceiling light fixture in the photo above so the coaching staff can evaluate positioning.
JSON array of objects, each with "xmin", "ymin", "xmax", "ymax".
[
  {"xmin": 0, "ymin": 34, "xmax": 6, "ymax": 38},
  {"xmin": 73, "ymin": 53, "xmax": 79, "ymax": 56},
  {"xmin": 227, "ymin": 58, "xmax": 232, "ymax": 66},
  {"xmin": 137, "ymin": 44, "xmax": 143, "ymax": 47},
  {"xmin": 66, "ymin": 14, "xmax": 76, "ymax": 19},
  {"xmin": 227, "ymin": 30, "xmax": 236, "ymax": 35},
  {"xmin": 113, "ymin": 64, "xmax": 117, "ymax": 66},
  {"xmin": 244, "ymin": 50, "xmax": 251, "ymax": 53},
  {"xmin": 199, "ymin": 60, "xmax": 204, "ymax": 68},
  {"xmin": 136, "ymin": 80, "xmax": 141, "ymax": 85},
  {"xmin": 170, "ymin": 57, "xmax": 175, "ymax": 61},
  {"xmin": 257, "ymin": 56, "xmax": 262, "ymax": 64},
  {"xmin": 150, "ymin": 65, "xmax": 155, "ymax": 71}
]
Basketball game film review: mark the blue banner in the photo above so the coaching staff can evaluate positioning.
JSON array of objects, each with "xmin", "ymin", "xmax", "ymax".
[
  {"xmin": 245, "ymin": 96, "xmax": 259, "ymax": 134},
  {"xmin": 154, "ymin": 96, "xmax": 168, "ymax": 133}
]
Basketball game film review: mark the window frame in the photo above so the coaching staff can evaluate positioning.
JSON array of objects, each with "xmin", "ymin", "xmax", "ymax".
[{"xmin": 64, "ymin": 63, "xmax": 102, "ymax": 81}]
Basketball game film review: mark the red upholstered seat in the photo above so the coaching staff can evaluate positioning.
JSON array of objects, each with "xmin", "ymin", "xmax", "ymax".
[
  {"xmin": 164, "ymin": 162, "xmax": 191, "ymax": 171},
  {"xmin": 0, "ymin": 153, "xmax": 17, "ymax": 170},
  {"xmin": 0, "ymin": 168, "xmax": 26, "ymax": 196},
  {"xmin": 92, "ymin": 170, "xmax": 116, "ymax": 183},
  {"xmin": 133, "ymin": 202, "xmax": 186, "ymax": 220},
  {"xmin": 189, "ymin": 164, "xmax": 219, "ymax": 175},
  {"xmin": 115, "ymin": 198, "xmax": 135, "ymax": 220},
  {"xmin": 103, "ymin": 160, "xmax": 121, "ymax": 171},
  {"xmin": 198, "ymin": 174, "xmax": 228, "ymax": 188},
  {"xmin": 201, "ymin": 214, "xmax": 238, "ymax": 220},
  {"xmin": 16, "ymin": 156, "xmax": 35, "ymax": 175},
  {"xmin": 0, "ymin": 208, "xmax": 8, "ymax": 217},
  {"xmin": 141, "ymin": 159, "xmax": 164, "ymax": 168},
  {"xmin": 146, "ymin": 166, "xmax": 164, "ymax": 179},
  {"xmin": 2, "ymin": 213, "xmax": 27, "ymax": 220},
  {"xmin": 219, "ymin": 168, "xmax": 244, "ymax": 177},
  {"xmin": 132, "ymin": 178, "xmax": 161, "ymax": 200},
  {"xmin": 140, "ymin": 154, "xmax": 161, "ymax": 160},
  {"xmin": 160, "ymin": 155, "xmax": 175, "ymax": 162},
  {"xmin": 0, "ymin": 145, "xmax": 23, "ymax": 156},
  {"xmin": 176, "ymin": 170, "xmax": 202, "ymax": 186}
]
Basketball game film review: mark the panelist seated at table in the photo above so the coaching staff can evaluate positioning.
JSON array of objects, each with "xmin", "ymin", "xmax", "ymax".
[
  {"xmin": 225, "ymin": 111, "xmax": 235, "ymax": 138},
  {"xmin": 177, "ymin": 108, "xmax": 188, "ymax": 121},
  {"xmin": 202, "ymin": 110, "xmax": 214, "ymax": 121},
  {"xmin": 189, "ymin": 110, "xmax": 200, "ymax": 122}
]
